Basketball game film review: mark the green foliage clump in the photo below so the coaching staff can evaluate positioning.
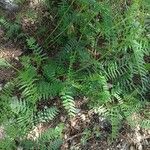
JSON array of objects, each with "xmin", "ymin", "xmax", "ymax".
[{"xmin": 0, "ymin": 0, "xmax": 150, "ymax": 148}]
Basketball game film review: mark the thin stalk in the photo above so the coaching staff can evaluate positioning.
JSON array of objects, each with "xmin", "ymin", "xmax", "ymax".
[{"xmin": 44, "ymin": 0, "xmax": 76, "ymax": 47}]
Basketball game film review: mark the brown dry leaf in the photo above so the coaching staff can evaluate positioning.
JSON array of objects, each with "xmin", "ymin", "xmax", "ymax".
[
  {"xmin": 0, "ymin": 47, "xmax": 22, "ymax": 61},
  {"xmin": 61, "ymin": 142, "xmax": 69, "ymax": 150},
  {"xmin": 70, "ymin": 118, "xmax": 78, "ymax": 128},
  {"xmin": 27, "ymin": 123, "xmax": 44, "ymax": 141},
  {"xmin": 80, "ymin": 114, "xmax": 86, "ymax": 121}
]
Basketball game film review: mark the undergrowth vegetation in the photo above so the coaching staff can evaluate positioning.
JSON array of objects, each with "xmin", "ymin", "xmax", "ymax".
[{"xmin": 0, "ymin": 0, "xmax": 150, "ymax": 149}]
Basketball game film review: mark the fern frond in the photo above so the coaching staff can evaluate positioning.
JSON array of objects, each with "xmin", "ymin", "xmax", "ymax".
[
  {"xmin": 60, "ymin": 90, "xmax": 76, "ymax": 117},
  {"xmin": 37, "ymin": 80, "xmax": 63, "ymax": 100},
  {"xmin": 0, "ymin": 137, "xmax": 16, "ymax": 150},
  {"xmin": 120, "ymin": 94, "xmax": 141, "ymax": 118},
  {"xmin": 140, "ymin": 119, "xmax": 150, "ymax": 129},
  {"xmin": 17, "ymin": 66, "xmax": 38, "ymax": 104},
  {"xmin": 10, "ymin": 96, "xmax": 28, "ymax": 115},
  {"xmin": 0, "ymin": 82, "xmax": 15, "ymax": 122},
  {"xmin": 37, "ymin": 81, "xmax": 54, "ymax": 100},
  {"xmin": 93, "ymin": 105, "xmax": 108, "ymax": 117},
  {"xmin": 42, "ymin": 63, "xmax": 56, "ymax": 80},
  {"xmin": 8, "ymin": 97, "xmax": 34, "ymax": 136},
  {"xmin": 0, "ymin": 17, "xmax": 10, "ymax": 29},
  {"xmin": 84, "ymin": 73, "xmax": 111, "ymax": 105},
  {"xmin": 132, "ymin": 40, "xmax": 149, "ymax": 94},
  {"xmin": 111, "ymin": 88, "xmax": 122, "ymax": 103},
  {"xmin": 57, "ymin": 38, "xmax": 78, "ymax": 63},
  {"xmin": 39, "ymin": 123, "xmax": 64, "ymax": 141},
  {"xmin": 26, "ymin": 37, "xmax": 47, "ymax": 65},
  {"xmin": 0, "ymin": 17, "xmax": 22, "ymax": 39},
  {"xmin": 0, "ymin": 82, "xmax": 14, "ymax": 98},
  {"xmin": 37, "ymin": 124, "xmax": 64, "ymax": 149},
  {"xmin": 36, "ymin": 106, "xmax": 59, "ymax": 123},
  {"xmin": 67, "ymin": 52, "xmax": 76, "ymax": 81},
  {"xmin": 107, "ymin": 106, "xmax": 123, "ymax": 140}
]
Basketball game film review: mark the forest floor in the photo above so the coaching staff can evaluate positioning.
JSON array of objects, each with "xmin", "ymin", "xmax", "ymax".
[
  {"xmin": 0, "ymin": 1, "xmax": 150, "ymax": 149},
  {"xmin": 0, "ymin": 26, "xmax": 150, "ymax": 150}
]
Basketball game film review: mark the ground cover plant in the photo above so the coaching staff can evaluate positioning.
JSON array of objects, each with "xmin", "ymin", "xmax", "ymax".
[{"xmin": 0, "ymin": 0, "xmax": 150, "ymax": 149}]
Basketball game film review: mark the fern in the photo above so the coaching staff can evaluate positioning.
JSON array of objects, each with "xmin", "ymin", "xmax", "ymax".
[
  {"xmin": 0, "ymin": 82, "xmax": 14, "ymax": 98},
  {"xmin": 37, "ymin": 81, "xmax": 62, "ymax": 100},
  {"xmin": 40, "ymin": 123, "xmax": 64, "ymax": 140},
  {"xmin": 0, "ymin": 137, "xmax": 16, "ymax": 150},
  {"xmin": 140, "ymin": 120, "xmax": 150, "ymax": 129},
  {"xmin": 132, "ymin": 40, "xmax": 149, "ymax": 93},
  {"xmin": 9, "ymin": 97, "xmax": 33, "ymax": 135},
  {"xmin": 0, "ymin": 17, "xmax": 22, "ymax": 39},
  {"xmin": 82, "ymin": 73, "xmax": 111, "ymax": 107},
  {"xmin": 35, "ymin": 106, "xmax": 59, "ymax": 123},
  {"xmin": 42, "ymin": 60, "xmax": 66, "ymax": 80},
  {"xmin": 0, "ymin": 0, "xmax": 150, "ymax": 147},
  {"xmin": 17, "ymin": 65, "xmax": 38, "ymax": 104},
  {"xmin": 108, "ymin": 106, "xmax": 123, "ymax": 140},
  {"xmin": 10, "ymin": 97, "xmax": 29, "ymax": 114},
  {"xmin": 0, "ymin": 82, "xmax": 15, "ymax": 122},
  {"xmin": 60, "ymin": 90, "xmax": 76, "ymax": 117},
  {"xmin": 125, "ymin": 1, "xmax": 149, "ymax": 95},
  {"xmin": 37, "ymin": 124, "xmax": 64, "ymax": 149},
  {"xmin": 0, "ymin": 17, "xmax": 10, "ymax": 29},
  {"xmin": 26, "ymin": 37, "xmax": 47, "ymax": 66}
]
